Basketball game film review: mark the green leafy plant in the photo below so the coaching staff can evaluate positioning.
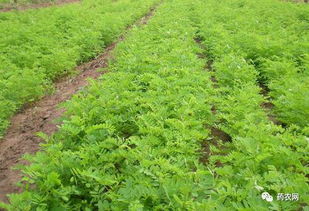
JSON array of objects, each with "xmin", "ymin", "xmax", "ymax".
[
  {"xmin": 1, "ymin": 0, "xmax": 308, "ymax": 210},
  {"xmin": 0, "ymin": 0, "xmax": 159, "ymax": 137}
]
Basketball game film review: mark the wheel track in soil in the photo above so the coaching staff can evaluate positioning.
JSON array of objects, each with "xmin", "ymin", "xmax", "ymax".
[{"xmin": 0, "ymin": 6, "xmax": 158, "ymax": 204}]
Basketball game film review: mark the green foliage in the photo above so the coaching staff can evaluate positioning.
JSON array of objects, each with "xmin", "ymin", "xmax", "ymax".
[
  {"xmin": 195, "ymin": 0, "xmax": 309, "ymax": 128},
  {"xmin": 2, "ymin": 0, "xmax": 308, "ymax": 210},
  {"xmin": 194, "ymin": 0, "xmax": 309, "ymax": 209},
  {"xmin": 4, "ymin": 0, "xmax": 217, "ymax": 209},
  {"xmin": 263, "ymin": 58, "xmax": 309, "ymax": 128},
  {"xmin": 0, "ymin": 0, "xmax": 158, "ymax": 137}
]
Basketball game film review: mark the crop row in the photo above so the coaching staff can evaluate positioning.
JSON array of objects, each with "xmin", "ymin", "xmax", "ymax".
[
  {"xmin": 1, "ymin": 0, "xmax": 219, "ymax": 210},
  {"xmin": 1, "ymin": 0, "xmax": 308, "ymax": 210},
  {"xmin": 194, "ymin": 0, "xmax": 308, "ymax": 209},
  {"xmin": 194, "ymin": 0, "xmax": 309, "ymax": 130},
  {"xmin": 0, "ymin": 0, "xmax": 158, "ymax": 137}
]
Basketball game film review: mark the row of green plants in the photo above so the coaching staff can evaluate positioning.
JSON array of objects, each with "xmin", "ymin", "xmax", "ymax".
[
  {"xmin": 194, "ymin": 0, "xmax": 309, "ymax": 130},
  {"xmin": 0, "ymin": 0, "xmax": 158, "ymax": 137},
  {"xmin": 194, "ymin": 0, "xmax": 308, "ymax": 209},
  {"xmin": 1, "ymin": 0, "xmax": 308, "ymax": 210},
  {"xmin": 2, "ymin": 0, "xmax": 220, "ymax": 209}
]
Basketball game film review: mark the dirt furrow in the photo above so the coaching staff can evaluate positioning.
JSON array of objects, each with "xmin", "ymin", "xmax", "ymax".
[
  {"xmin": 193, "ymin": 36, "xmax": 232, "ymax": 166},
  {"xmin": 0, "ymin": 0, "xmax": 80, "ymax": 13},
  {"xmin": 0, "ymin": 7, "xmax": 157, "ymax": 203},
  {"xmin": 259, "ymin": 82, "xmax": 286, "ymax": 127}
]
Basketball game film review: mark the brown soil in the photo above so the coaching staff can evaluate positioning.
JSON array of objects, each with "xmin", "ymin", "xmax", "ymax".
[
  {"xmin": 0, "ymin": 0, "xmax": 79, "ymax": 13},
  {"xmin": 261, "ymin": 101, "xmax": 286, "ymax": 127},
  {"xmin": 199, "ymin": 126, "xmax": 232, "ymax": 165},
  {"xmin": 0, "ymin": 7, "xmax": 156, "ymax": 204},
  {"xmin": 259, "ymin": 83, "xmax": 286, "ymax": 127},
  {"xmin": 210, "ymin": 127, "xmax": 232, "ymax": 143}
]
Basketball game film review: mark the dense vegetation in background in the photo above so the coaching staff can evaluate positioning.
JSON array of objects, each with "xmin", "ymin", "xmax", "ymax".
[
  {"xmin": 195, "ymin": 0, "xmax": 309, "ymax": 130},
  {"xmin": 0, "ymin": 0, "xmax": 158, "ymax": 137},
  {"xmin": 193, "ymin": 0, "xmax": 309, "ymax": 209},
  {"xmin": 1, "ymin": 0, "xmax": 308, "ymax": 210}
]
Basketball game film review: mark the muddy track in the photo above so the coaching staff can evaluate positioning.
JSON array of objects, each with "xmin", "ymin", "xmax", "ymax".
[
  {"xmin": 0, "ymin": 0, "xmax": 80, "ymax": 13},
  {"xmin": 0, "ymin": 7, "xmax": 157, "ymax": 203}
]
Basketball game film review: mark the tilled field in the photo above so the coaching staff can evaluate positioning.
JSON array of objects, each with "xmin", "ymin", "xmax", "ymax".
[{"xmin": 0, "ymin": 0, "xmax": 308, "ymax": 210}]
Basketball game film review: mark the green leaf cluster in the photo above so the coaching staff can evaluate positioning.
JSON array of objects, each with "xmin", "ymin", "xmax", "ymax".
[
  {"xmin": 4, "ymin": 0, "xmax": 218, "ymax": 210},
  {"xmin": 195, "ymin": 0, "xmax": 309, "ymax": 129},
  {"xmin": 0, "ymin": 0, "xmax": 158, "ymax": 137},
  {"xmin": 194, "ymin": 0, "xmax": 309, "ymax": 209},
  {"xmin": 2, "ymin": 0, "xmax": 308, "ymax": 210}
]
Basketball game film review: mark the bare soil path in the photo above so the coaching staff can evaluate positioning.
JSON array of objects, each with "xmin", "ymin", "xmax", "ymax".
[
  {"xmin": 0, "ymin": 0, "xmax": 80, "ymax": 13},
  {"xmin": 0, "ymin": 7, "xmax": 157, "ymax": 204}
]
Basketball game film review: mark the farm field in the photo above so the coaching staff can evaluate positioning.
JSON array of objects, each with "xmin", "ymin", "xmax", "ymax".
[
  {"xmin": 0, "ymin": 0, "xmax": 308, "ymax": 210},
  {"xmin": 0, "ymin": 0, "xmax": 158, "ymax": 136}
]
